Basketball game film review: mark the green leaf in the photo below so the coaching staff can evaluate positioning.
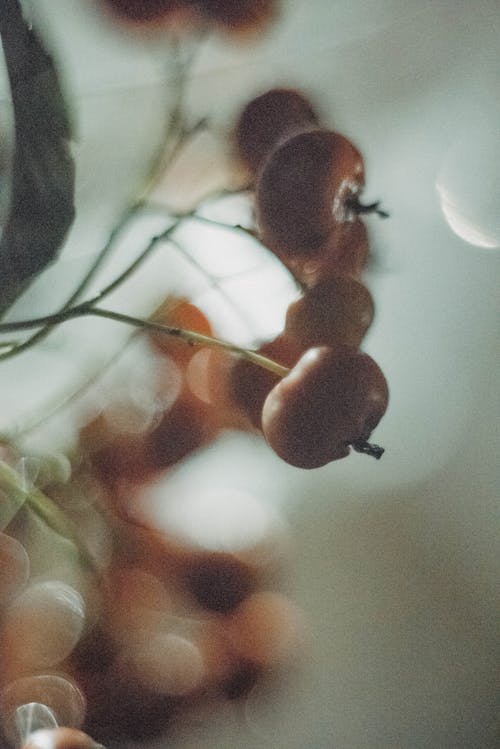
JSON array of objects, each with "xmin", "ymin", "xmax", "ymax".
[{"xmin": 0, "ymin": 0, "xmax": 75, "ymax": 316}]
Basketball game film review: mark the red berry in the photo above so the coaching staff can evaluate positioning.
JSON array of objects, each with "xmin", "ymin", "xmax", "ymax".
[
  {"xmin": 100, "ymin": 0, "xmax": 185, "ymax": 24},
  {"xmin": 196, "ymin": 0, "xmax": 279, "ymax": 35},
  {"xmin": 292, "ymin": 217, "xmax": 370, "ymax": 286},
  {"xmin": 262, "ymin": 346, "xmax": 388, "ymax": 468},
  {"xmin": 221, "ymin": 659, "xmax": 262, "ymax": 700},
  {"xmin": 256, "ymin": 129, "xmax": 365, "ymax": 258},
  {"xmin": 145, "ymin": 387, "xmax": 217, "ymax": 470},
  {"xmin": 285, "ymin": 277, "xmax": 375, "ymax": 350},
  {"xmin": 229, "ymin": 335, "xmax": 303, "ymax": 429},
  {"xmin": 234, "ymin": 87, "xmax": 319, "ymax": 177},
  {"xmin": 79, "ymin": 412, "xmax": 153, "ymax": 487},
  {"xmin": 183, "ymin": 552, "xmax": 256, "ymax": 614}
]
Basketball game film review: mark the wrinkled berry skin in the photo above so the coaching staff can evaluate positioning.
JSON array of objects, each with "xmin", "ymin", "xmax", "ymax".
[{"xmin": 262, "ymin": 346, "xmax": 388, "ymax": 469}]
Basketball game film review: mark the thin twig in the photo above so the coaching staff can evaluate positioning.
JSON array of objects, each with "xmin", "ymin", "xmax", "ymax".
[{"xmin": 0, "ymin": 305, "xmax": 290, "ymax": 378}]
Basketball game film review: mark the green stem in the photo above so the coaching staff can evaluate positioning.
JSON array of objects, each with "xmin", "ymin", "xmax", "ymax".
[
  {"xmin": 89, "ymin": 307, "xmax": 290, "ymax": 377},
  {"xmin": 0, "ymin": 460, "xmax": 98, "ymax": 572},
  {"xmin": 0, "ymin": 305, "xmax": 290, "ymax": 378},
  {"xmin": 86, "ymin": 219, "xmax": 182, "ymax": 306}
]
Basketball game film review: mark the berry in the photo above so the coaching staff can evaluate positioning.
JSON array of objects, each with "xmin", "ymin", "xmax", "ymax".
[
  {"xmin": 256, "ymin": 129, "xmax": 365, "ymax": 258},
  {"xmin": 220, "ymin": 659, "xmax": 262, "ymax": 700},
  {"xmin": 23, "ymin": 728, "xmax": 95, "ymax": 749},
  {"xmin": 293, "ymin": 217, "xmax": 370, "ymax": 286},
  {"xmin": 234, "ymin": 87, "xmax": 319, "ymax": 177},
  {"xmin": 145, "ymin": 386, "xmax": 217, "ymax": 470},
  {"xmin": 285, "ymin": 277, "xmax": 375, "ymax": 350},
  {"xmin": 262, "ymin": 346, "xmax": 388, "ymax": 468},
  {"xmin": 100, "ymin": 0, "xmax": 185, "ymax": 24},
  {"xmin": 229, "ymin": 335, "xmax": 303, "ymax": 429},
  {"xmin": 196, "ymin": 0, "xmax": 279, "ymax": 35},
  {"xmin": 183, "ymin": 551, "xmax": 256, "ymax": 613}
]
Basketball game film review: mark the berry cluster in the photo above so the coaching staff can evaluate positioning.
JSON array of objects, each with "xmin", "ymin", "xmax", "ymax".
[{"xmin": 224, "ymin": 87, "xmax": 389, "ymax": 468}]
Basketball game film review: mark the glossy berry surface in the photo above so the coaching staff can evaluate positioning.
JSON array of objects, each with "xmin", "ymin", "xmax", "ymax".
[
  {"xmin": 262, "ymin": 345, "xmax": 388, "ymax": 468},
  {"xmin": 285, "ymin": 277, "xmax": 375, "ymax": 349},
  {"xmin": 234, "ymin": 87, "xmax": 319, "ymax": 177},
  {"xmin": 256, "ymin": 129, "xmax": 365, "ymax": 257}
]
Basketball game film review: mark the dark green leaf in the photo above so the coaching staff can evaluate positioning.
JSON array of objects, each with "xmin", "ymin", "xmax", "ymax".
[{"xmin": 0, "ymin": 0, "xmax": 75, "ymax": 316}]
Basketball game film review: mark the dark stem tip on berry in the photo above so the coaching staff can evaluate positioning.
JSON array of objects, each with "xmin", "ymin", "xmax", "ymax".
[
  {"xmin": 351, "ymin": 440, "xmax": 385, "ymax": 459},
  {"xmin": 346, "ymin": 197, "xmax": 390, "ymax": 219}
]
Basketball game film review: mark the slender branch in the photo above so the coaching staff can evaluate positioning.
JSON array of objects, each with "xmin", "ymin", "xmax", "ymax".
[
  {"xmin": 90, "ymin": 308, "xmax": 291, "ymax": 377},
  {"xmin": 188, "ymin": 212, "xmax": 258, "ymax": 238},
  {"xmin": 86, "ymin": 219, "xmax": 183, "ymax": 306},
  {"xmin": 136, "ymin": 32, "xmax": 205, "ymax": 203},
  {"xmin": 0, "ymin": 305, "xmax": 290, "ymax": 378},
  {"xmin": 166, "ymin": 235, "xmax": 260, "ymax": 322},
  {"xmin": 143, "ymin": 184, "xmax": 253, "ymax": 217},
  {"xmin": 9, "ymin": 232, "xmax": 261, "ymax": 440}
]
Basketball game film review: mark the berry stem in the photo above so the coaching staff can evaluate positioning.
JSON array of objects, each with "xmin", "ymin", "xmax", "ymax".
[
  {"xmin": 0, "ymin": 305, "xmax": 290, "ymax": 378},
  {"xmin": 351, "ymin": 439, "xmax": 385, "ymax": 459},
  {"xmin": 88, "ymin": 308, "xmax": 291, "ymax": 377},
  {"xmin": 346, "ymin": 197, "xmax": 389, "ymax": 219}
]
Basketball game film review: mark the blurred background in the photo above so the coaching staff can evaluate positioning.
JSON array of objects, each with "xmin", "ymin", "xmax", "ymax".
[{"xmin": 0, "ymin": 1, "xmax": 499, "ymax": 748}]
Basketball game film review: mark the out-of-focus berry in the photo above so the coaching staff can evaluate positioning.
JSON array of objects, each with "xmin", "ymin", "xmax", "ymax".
[
  {"xmin": 234, "ymin": 87, "xmax": 319, "ymax": 178},
  {"xmin": 285, "ymin": 277, "xmax": 375, "ymax": 349},
  {"xmin": 23, "ymin": 727, "xmax": 96, "ymax": 749}
]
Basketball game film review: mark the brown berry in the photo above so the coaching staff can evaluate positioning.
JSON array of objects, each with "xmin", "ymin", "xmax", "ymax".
[
  {"xmin": 256, "ymin": 129, "xmax": 365, "ymax": 258},
  {"xmin": 234, "ymin": 87, "xmax": 319, "ymax": 177},
  {"xmin": 285, "ymin": 277, "xmax": 375, "ymax": 349},
  {"xmin": 262, "ymin": 345, "xmax": 388, "ymax": 468}
]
